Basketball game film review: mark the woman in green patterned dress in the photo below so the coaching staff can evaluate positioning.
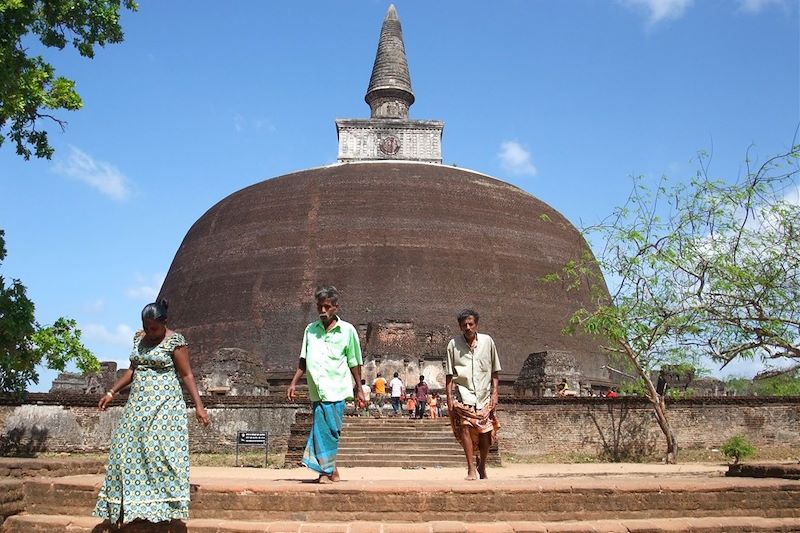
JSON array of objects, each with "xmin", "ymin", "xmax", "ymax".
[{"xmin": 94, "ymin": 299, "xmax": 210, "ymax": 527}]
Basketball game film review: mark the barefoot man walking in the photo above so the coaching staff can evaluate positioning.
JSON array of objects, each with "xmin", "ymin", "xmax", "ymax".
[
  {"xmin": 287, "ymin": 286, "xmax": 365, "ymax": 483},
  {"xmin": 445, "ymin": 309, "xmax": 501, "ymax": 480}
]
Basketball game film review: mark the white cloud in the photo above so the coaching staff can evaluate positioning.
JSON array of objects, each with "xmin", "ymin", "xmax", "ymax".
[
  {"xmin": 52, "ymin": 145, "xmax": 132, "ymax": 201},
  {"xmin": 126, "ymin": 272, "xmax": 166, "ymax": 301},
  {"xmin": 619, "ymin": 0, "xmax": 693, "ymax": 25},
  {"xmin": 233, "ymin": 113, "xmax": 276, "ymax": 133},
  {"xmin": 498, "ymin": 141, "xmax": 538, "ymax": 177},
  {"xmin": 83, "ymin": 299, "xmax": 106, "ymax": 313},
  {"xmin": 81, "ymin": 323, "xmax": 136, "ymax": 346},
  {"xmin": 737, "ymin": 0, "xmax": 784, "ymax": 13},
  {"xmin": 234, "ymin": 113, "xmax": 246, "ymax": 132}
]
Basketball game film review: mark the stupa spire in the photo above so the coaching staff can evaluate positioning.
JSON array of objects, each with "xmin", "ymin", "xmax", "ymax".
[
  {"xmin": 335, "ymin": 5, "xmax": 442, "ymax": 163},
  {"xmin": 365, "ymin": 4, "xmax": 415, "ymax": 119}
]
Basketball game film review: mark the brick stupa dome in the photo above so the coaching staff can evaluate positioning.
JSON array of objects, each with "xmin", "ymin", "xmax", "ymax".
[
  {"xmin": 158, "ymin": 6, "xmax": 611, "ymax": 389},
  {"xmin": 160, "ymin": 162, "xmax": 609, "ymax": 382}
]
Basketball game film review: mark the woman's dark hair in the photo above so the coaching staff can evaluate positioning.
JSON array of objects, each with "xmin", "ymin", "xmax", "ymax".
[{"xmin": 141, "ymin": 299, "xmax": 169, "ymax": 322}]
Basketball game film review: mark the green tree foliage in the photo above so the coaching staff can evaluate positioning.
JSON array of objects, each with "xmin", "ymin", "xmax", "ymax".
[
  {"xmin": 0, "ymin": 0, "xmax": 137, "ymax": 159},
  {"xmin": 755, "ymin": 371, "xmax": 800, "ymax": 396},
  {"xmin": 723, "ymin": 376, "xmax": 753, "ymax": 395},
  {"xmin": 727, "ymin": 367, "xmax": 800, "ymax": 396},
  {"xmin": 0, "ymin": 229, "xmax": 98, "ymax": 396},
  {"xmin": 546, "ymin": 145, "xmax": 800, "ymax": 463},
  {"xmin": 720, "ymin": 434, "xmax": 755, "ymax": 464}
]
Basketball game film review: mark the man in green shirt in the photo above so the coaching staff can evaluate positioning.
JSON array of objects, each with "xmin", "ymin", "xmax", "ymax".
[
  {"xmin": 446, "ymin": 308, "xmax": 501, "ymax": 481},
  {"xmin": 287, "ymin": 286, "xmax": 364, "ymax": 483}
]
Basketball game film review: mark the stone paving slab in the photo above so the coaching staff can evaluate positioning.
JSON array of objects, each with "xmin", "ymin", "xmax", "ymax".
[
  {"xmin": 25, "ymin": 464, "xmax": 796, "ymax": 494},
  {"xmin": 4, "ymin": 514, "xmax": 800, "ymax": 532}
]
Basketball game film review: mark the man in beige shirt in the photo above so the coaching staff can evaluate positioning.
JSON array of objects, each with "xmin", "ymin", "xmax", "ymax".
[{"xmin": 445, "ymin": 308, "xmax": 501, "ymax": 480}]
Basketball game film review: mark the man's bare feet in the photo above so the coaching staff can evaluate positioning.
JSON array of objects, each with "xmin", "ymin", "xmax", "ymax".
[
  {"xmin": 478, "ymin": 464, "xmax": 488, "ymax": 479},
  {"xmin": 465, "ymin": 469, "xmax": 478, "ymax": 480}
]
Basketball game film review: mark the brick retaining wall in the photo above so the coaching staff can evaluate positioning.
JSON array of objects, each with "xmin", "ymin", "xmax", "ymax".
[
  {"xmin": 0, "ymin": 394, "xmax": 305, "ymax": 456},
  {"xmin": 0, "ymin": 394, "xmax": 797, "ymax": 460},
  {"xmin": 499, "ymin": 397, "xmax": 800, "ymax": 460}
]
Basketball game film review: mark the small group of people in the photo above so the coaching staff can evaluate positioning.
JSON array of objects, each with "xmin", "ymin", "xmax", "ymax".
[
  {"xmin": 93, "ymin": 286, "xmax": 501, "ymax": 528},
  {"xmin": 405, "ymin": 387, "xmax": 443, "ymax": 419},
  {"xmin": 557, "ymin": 379, "xmax": 619, "ymax": 398},
  {"xmin": 359, "ymin": 373, "xmax": 446, "ymax": 419},
  {"xmin": 363, "ymin": 371, "xmax": 402, "ymax": 416}
]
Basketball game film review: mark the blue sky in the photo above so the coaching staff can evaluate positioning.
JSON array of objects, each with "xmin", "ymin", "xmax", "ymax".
[{"xmin": 1, "ymin": 0, "xmax": 798, "ymax": 390}]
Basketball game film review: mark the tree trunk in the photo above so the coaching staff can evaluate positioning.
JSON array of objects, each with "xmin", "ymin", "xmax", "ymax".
[
  {"xmin": 621, "ymin": 341, "xmax": 678, "ymax": 464},
  {"xmin": 651, "ymin": 392, "xmax": 678, "ymax": 464}
]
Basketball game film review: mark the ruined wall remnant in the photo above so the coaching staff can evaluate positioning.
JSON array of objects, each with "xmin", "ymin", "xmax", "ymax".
[
  {"xmin": 357, "ymin": 320, "xmax": 451, "ymax": 389},
  {"xmin": 50, "ymin": 362, "xmax": 118, "ymax": 395},
  {"xmin": 514, "ymin": 351, "xmax": 613, "ymax": 397},
  {"xmin": 199, "ymin": 348, "xmax": 268, "ymax": 396}
]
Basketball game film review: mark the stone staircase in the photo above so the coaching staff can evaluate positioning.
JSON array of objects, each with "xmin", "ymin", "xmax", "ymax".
[
  {"xmin": 337, "ymin": 416, "xmax": 499, "ymax": 468},
  {"xmin": 285, "ymin": 414, "xmax": 500, "ymax": 468}
]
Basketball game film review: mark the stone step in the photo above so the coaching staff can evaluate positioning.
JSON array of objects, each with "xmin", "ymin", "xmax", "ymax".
[
  {"xmin": 281, "ymin": 458, "xmax": 467, "ymax": 469},
  {"xmin": 0, "ymin": 458, "xmax": 105, "ymax": 479},
  {"xmin": 340, "ymin": 428, "xmax": 457, "ymax": 444},
  {"xmin": 5, "ymin": 514, "xmax": 800, "ymax": 532},
  {"xmin": 343, "ymin": 418, "xmax": 451, "ymax": 425},
  {"xmin": 336, "ymin": 445, "xmax": 462, "ymax": 454},
  {"xmin": 335, "ymin": 459, "xmax": 465, "ymax": 468},
  {"xmin": 336, "ymin": 449, "xmax": 462, "ymax": 457},
  {"xmin": 19, "ymin": 475, "xmax": 800, "ymax": 523},
  {"xmin": 344, "ymin": 427, "xmax": 452, "ymax": 433}
]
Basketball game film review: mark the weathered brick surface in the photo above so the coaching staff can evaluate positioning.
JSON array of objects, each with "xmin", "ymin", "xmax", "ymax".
[
  {"xmin": 3, "ymin": 516, "xmax": 800, "ymax": 532},
  {"xmin": 383, "ymin": 524, "xmax": 432, "ymax": 533},
  {"xmin": 727, "ymin": 463, "xmax": 800, "ymax": 480},
  {"xmin": 0, "ymin": 457, "xmax": 104, "ymax": 478},
  {"xmin": 0, "ymin": 398, "xmax": 301, "ymax": 455},
  {"xmin": 499, "ymin": 397, "xmax": 800, "ymax": 459},
  {"xmin": 0, "ymin": 479, "xmax": 23, "ymax": 528},
  {"xmin": 346, "ymin": 522, "xmax": 383, "ymax": 533},
  {"xmin": 266, "ymin": 523, "xmax": 302, "ymax": 533},
  {"xmin": 16, "ymin": 476, "xmax": 800, "ymax": 524}
]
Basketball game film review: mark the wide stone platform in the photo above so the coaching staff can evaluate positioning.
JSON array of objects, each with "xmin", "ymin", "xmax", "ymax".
[{"xmin": 4, "ymin": 463, "xmax": 800, "ymax": 531}]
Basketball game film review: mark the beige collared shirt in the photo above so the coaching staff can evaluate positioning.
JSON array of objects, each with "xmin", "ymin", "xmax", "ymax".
[{"xmin": 445, "ymin": 332, "xmax": 501, "ymax": 409}]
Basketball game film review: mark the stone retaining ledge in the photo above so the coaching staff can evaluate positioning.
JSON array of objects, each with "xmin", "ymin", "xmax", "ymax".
[
  {"xmin": 3, "ymin": 514, "xmax": 800, "ymax": 532},
  {"xmin": 21, "ymin": 475, "xmax": 800, "ymax": 523},
  {"xmin": 727, "ymin": 462, "xmax": 800, "ymax": 480},
  {"xmin": 0, "ymin": 457, "xmax": 105, "ymax": 478},
  {"xmin": 0, "ymin": 479, "xmax": 23, "ymax": 527}
]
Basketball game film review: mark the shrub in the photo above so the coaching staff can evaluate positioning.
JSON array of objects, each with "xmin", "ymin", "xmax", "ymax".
[{"xmin": 720, "ymin": 434, "xmax": 756, "ymax": 464}]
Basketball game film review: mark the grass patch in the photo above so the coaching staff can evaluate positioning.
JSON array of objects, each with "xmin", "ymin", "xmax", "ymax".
[
  {"xmin": 191, "ymin": 452, "xmax": 286, "ymax": 468},
  {"xmin": 502, "ymin": 452, "xmax": 600, "ymax": 464}
]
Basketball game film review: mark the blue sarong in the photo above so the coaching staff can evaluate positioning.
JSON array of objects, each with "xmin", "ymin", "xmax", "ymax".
[{"xmin": 302, "ymin": 400, "xmax": 345, "ymax": 475}]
